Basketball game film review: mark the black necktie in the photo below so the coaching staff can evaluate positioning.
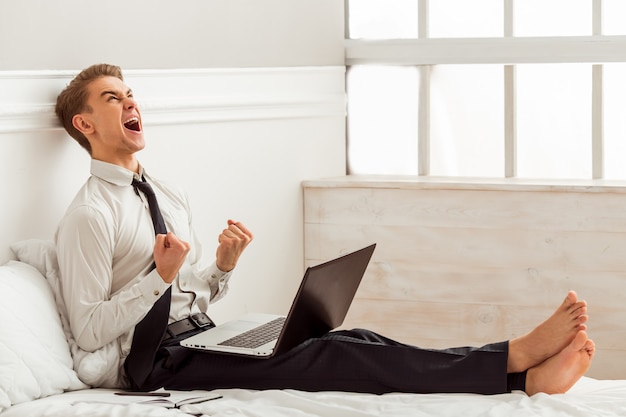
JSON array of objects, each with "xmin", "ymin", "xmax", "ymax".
[
  {"xmin": 124, "ymin": 177, "xmax": 173, "ymax": 389},
  {"xmin": 131, "ymin": 178, "xmax": 167, "ymax": 237}
]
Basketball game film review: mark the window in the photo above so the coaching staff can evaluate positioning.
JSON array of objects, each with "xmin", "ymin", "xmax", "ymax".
[{"xmin": 346, "ymin": 0, "xmax": 626, "ymax": 180}]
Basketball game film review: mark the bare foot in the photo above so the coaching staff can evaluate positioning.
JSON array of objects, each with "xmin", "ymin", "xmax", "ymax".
[
  {"xmin": 525, "ymin": 330, "xmax": 595, "ymax": 395},
  {"xmin": 508, "ymin": 291, "xmax": 588, "ymax": 373}
]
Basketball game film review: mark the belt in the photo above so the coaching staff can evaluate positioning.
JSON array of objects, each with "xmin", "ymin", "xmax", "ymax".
[{"xmin": 162, "ymin": 313, "xmax": 215, "ymax": 340}]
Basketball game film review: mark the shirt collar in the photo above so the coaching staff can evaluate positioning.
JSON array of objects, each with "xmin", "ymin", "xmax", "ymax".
[{"xmin": 90, "ymin": 159, "xmax": 146, "ymax": 186}]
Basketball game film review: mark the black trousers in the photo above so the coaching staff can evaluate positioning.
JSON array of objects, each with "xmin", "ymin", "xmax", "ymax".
[{"xmin": 129, "ymin": 328, "xmax": 526, "ymax": 395}]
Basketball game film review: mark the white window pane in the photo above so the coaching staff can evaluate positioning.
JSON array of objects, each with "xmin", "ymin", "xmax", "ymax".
[
  {"xmin": 429, "ymin": 0, "xmax": 503, "ymax": 38},
  {"xmin": 604, "ymin": 64, "xmax": 626, "ymax": 180},
  {"xmin": 517, "ymin": 64, "xmax": 591, "ymax": 179},
  {"xmin": 430, "ymin": 65, "xmax": 504, "ymax": 177},
  {"xmin": 603, "ymin": 0, "xmax": 626, "ymax": 35},
  {"xmin": 515, "ymin": 0, "xmax": 591, "ymax": 37},
  {"xmin": 348, "ymin": 0, "xmax": 418, "ymax": 39},
  {"xmin": 347, "ymin": 66, "xmax": 419, "ymax": 175}
]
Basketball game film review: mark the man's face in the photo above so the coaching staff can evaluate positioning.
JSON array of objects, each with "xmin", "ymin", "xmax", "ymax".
[{"xmin": 78, "ymin": 76, "xmax": 145, "ymax": 163}]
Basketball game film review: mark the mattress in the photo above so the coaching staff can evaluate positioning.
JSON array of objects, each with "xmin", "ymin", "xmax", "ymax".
[{"xmin": 2, "ymin": 377, "xmax": 626, "ymax": 417}]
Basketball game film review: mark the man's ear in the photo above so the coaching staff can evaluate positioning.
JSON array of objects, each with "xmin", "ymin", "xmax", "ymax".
[{"xmin": 72, "ymin": 114, "xmax": 94, "ymax": 135}]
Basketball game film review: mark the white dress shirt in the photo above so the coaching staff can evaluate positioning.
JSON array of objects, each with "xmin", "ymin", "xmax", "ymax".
[{"xmin": 55, "ymin": 159, "xmax": 230, "ymax": 385}]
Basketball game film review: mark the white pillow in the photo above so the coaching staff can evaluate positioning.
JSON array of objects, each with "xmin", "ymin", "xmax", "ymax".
[
  {"xmin": 11, "ymin": 239, "xmax": 123, "ymax": 389},
  {"xmin": 0, "ymin": 260, "xmax": 86, "ymax": 411}
]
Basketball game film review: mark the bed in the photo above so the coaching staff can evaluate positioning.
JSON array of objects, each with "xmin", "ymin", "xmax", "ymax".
[
  {"xmin": 2, "ymin": 239, "xmax": 626, "ymax": 417},
  {"xmin": 2, "ymin": 379, "xmax": 626, "ymax": 417}
]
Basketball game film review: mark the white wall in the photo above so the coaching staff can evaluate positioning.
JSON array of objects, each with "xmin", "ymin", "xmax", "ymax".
[
  {"xmin": 0, "ymin": 67, "xmax": 346, "ymax": 322},
  {"xmin": 0, "ymin": 0, "xmax": 347, "ymax": 322},
  {"xmin": 0, "ymin": 0, "xmax": 344, "ymax": 70}
]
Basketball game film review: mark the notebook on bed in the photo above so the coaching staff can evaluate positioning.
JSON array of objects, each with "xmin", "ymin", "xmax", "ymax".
[{"xmin": 180, "ymin": 243, "xmax": 376, "ymax": 358}]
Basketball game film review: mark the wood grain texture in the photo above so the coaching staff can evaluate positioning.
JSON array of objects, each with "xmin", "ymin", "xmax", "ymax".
[{"xmin": 304, "ymin": 177, "xmax": 626, "ymax": 379}]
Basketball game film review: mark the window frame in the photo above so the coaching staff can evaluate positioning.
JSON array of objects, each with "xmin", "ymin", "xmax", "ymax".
[{"xmin": 344, "ymin": 0, "xmax": 626, "ymax": 179}]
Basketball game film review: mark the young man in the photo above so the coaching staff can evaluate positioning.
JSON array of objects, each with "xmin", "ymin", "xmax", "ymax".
[{"xmin": 55, "ymin": 63, "xmax": 595, "ymax": 395}]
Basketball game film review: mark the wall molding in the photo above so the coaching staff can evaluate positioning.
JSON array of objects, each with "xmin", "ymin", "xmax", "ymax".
[{"xmin": 0, "ymin": 67, "xmax": 346, "ymax": 134}]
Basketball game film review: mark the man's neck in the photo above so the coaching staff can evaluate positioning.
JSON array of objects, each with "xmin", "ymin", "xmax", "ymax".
[{"xmin": 91, "ymin": 155, "xmax": 139, "ymax": 174}]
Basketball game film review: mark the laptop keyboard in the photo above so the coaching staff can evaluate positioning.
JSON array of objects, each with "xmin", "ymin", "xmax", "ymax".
[{"xmin": 218, "ymin": 317, "xmax": 286, "ymax": 349}]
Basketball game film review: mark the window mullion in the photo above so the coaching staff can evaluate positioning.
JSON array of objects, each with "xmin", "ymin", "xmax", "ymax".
[
  {"xmin": 345, "ymin": 36, "xmax": 626, "ymax": 66},
  {"xmin": 593, "ymin": 0, "xmax": 602, "ymax": 36},
  {"xmin": 592, "ymin": 0, "xmax": 603, "ymax": 179},
  {"xmin": 592, "ymin": 65, "xmax": 603, "ymax": 179},
  {"xmin": 418, "ymin": 66, "xmax": 431, "ymax": 176},
  {"xmin": 504, "ymin": 66, "xmax": 516, "ymax": 178},
  {"xmin": 418, "ymin": 0, "xmax": 430, "ymax": 176},
  {"xmin": 344, "ymin": 0, "xmax": 350, "ymax": 39},
  {"xmin": 504, "ymin": 0, "xmax": 514, "ymax": 37},
  {"xmin": 418, "ymin": 0, "xmax": 429, "ymax": 38},
  {"xmin": 504, "ymin": 0, "xmax": 516, "ymax": 178}
]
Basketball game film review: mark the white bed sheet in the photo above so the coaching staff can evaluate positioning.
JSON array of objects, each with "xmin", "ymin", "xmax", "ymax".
[{"xmin": 2, "ymin": 377, "xmax": 626, "ymax": 417}]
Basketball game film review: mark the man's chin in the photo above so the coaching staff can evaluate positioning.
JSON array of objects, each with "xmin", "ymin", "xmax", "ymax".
[{"xmin": 127, "ymin": 133, "xmax": 145, "ymax": 149}]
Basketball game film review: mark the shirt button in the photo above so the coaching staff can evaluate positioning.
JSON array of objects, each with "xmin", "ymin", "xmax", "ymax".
[
  {"xmin": 181, "ymin": 281, "xmax": 187, "ymax": 286},
  {"xmin": 211, "ymin": 274, "xmax": 217, "ymax": 279},
  {"xmin": 153, "ymin": 290, "xmax": 160, "ymax": 296}
]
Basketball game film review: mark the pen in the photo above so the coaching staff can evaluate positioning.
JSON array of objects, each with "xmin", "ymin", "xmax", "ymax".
[
  {"xmin": 114, "ymin": 391, "xmax": 171, "ymax": 397},
  {"xmin": 180, "ymin": 395, "xmax": 223, "ymax": 405}
]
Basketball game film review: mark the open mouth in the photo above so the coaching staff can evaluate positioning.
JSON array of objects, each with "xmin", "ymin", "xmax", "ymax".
[{"xmin": 123, "ymin": 117, "xmax": 141, "ymax": 132}]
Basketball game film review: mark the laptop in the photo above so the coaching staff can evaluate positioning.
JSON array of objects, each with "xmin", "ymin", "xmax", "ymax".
[{"xmin": 180, "ymin": 243, "xmax": 376, "ymax": 358}]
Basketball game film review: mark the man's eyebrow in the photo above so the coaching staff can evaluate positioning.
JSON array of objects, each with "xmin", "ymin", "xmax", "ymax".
[
  {"xmin": 100, "ymin": 90, "xmax": 117, "ymax": 98},
  {"xmin": 100, "ymin": 89, "xmax": 133, "ymax": 97}
]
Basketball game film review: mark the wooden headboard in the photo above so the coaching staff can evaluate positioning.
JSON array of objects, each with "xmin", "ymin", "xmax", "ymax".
[{"xmin": 304, "ymin": 175, "xmax": 626, "ymax": 380}]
